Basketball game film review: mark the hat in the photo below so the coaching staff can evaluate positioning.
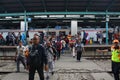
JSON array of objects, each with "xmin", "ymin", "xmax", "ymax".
[{"xmin": 113, "ymin": 39, "xmax": 119, "ymax": 43}]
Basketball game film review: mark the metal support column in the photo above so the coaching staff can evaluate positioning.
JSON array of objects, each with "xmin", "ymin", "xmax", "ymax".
[
  {"xmin": 106, "ymin": 14, "xmax": 109, "ymax": 45},
  {"xmin": 24, "ymin": 11, "xmax": 27, "ymax": 32},
  {"xmin": 24, "ymin": 11, "xmax": 27, "ymax": 45},
  {"xmin": 71, "ymin": 20, "xmax": 78, "ymax": 36}
]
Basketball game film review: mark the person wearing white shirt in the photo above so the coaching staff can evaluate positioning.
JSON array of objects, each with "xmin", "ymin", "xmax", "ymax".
[{"xmin": 15, "ymin": 41, "xmax": 26, "ymax": 72}]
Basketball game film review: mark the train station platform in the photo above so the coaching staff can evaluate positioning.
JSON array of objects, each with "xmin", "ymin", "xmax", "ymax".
[{"xmin": 1, "ymin": 54, "xmax": 113, "ymax": 80}]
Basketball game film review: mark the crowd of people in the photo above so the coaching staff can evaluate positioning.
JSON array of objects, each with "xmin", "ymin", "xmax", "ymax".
[
  {"xmin": 0, "ymin": 30, "xmax": 119, "ymax": 46},
  {"xmin": 0, "ymin": 30, "xmax": 120, "ymax": 80},
  {"xmin": 14, "ymin": 31, "xmax": 85, "ymax": 80},
  {"xmin": 97, "ymin": 30, "xmax": 120, "ymax": 45},
  {"xmin": 0, "ymin": 32, "xmax": 27, "ymax": 46}
]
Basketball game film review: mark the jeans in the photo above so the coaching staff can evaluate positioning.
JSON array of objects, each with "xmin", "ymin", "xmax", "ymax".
[
  {"xmin": 48, "ymin": 62, "xmax": 54, "ymax": 72},
  {"xmin": 61, "ymin": 47, "xmax": 65, "ymax": 54},
  {"xmin": 45, "ymin": 61, "xmax": 54, "ymax": 77},
  {"xmin": 77, "ymin": 51, "xmax": 82, "ymax": 61},
  {"xmin": 112, "ymin": 61, "xmax": 120, "ymax": 80},
  {"xmin": 16, "ymin": 55, "xmax": 26, "ymax": 72},
  {"xmin": 57, "ymin": 50, "xmax": 61, "ymax": 59},
  {"xmin": 29, "ymin": 65, "xmax": 44, "ymax": 80},
  {"xmin": 65, "ymin": 43, "xmax": 69, "ymax": 50}
]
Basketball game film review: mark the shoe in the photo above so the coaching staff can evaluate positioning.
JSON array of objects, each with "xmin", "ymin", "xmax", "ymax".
[
  {"xmin": 46, "ymin": 76, "xmax": 49, "ymax": 80},
  {"xmin": 76, "ymin": 60, "xmax": 80, "ymax": 62},
  {"xmin": 24, "ymin": 66, "xmax": 27, "ymax": 70},
  {"xmin": 16, "ymin": 71, "xmax": 20, "ymax": 73},
  {"xmin": 51, "ymin": 72, "xmax": 54, "ymax": 75},
  {"xmin": 73, "ymin": 56, "xmax": 75, "ymax": 58}
]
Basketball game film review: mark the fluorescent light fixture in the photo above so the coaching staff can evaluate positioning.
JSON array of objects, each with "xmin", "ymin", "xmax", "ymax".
[
  {"xmin": 49, "ymin": 15, "xmax": 64, "ymax": 18},
  {"xmin": 19, "ymin": 16, "xmax": 24, "ymax": 18},
  {"xmin": 78, "ymin": 20, "xmax": 84, "ymax": 22},
  {"xmin": 86, "ymin": 26, "xmax": 91, "ymax": 28},
  {"xmin": 66, "ymin": 15, "xmax": 80, "ymax": 18},
  {"xmin": 63, "ymin": 20, "xmax": 70, "ymax": 22},
  {"xmin": 110, "ymin": 17, "xmax": 119, "ymax": 19},
  {"xmin": 0, "ymin": 19, "xmax": 5, "ymax": 20},
  {"xmin": 101, "ymin": 20, "xmax": 106, "ymax": 22},
  {"xmin": 12, "ymin": 21, "xmax": 20, "ymax": 23},
  {"xmin": 34, "ymin": 15, "xmax": 47, "ymax": 18},
  {"xmin": 88, "ymin": 20, "xmax": 96, "ymax": 22},
  {"xmin": 84, "ymin": 15, "xmax": 95, "ymax": 18},
  {"xmin": 5, "ymin": 16, "xmax": 12, "ymax": 19}
]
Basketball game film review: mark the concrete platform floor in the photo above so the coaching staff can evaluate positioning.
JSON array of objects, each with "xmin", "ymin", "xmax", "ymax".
[{"xmin": 1, "ymin": 54, "xmax": 114, "ymax": 80}]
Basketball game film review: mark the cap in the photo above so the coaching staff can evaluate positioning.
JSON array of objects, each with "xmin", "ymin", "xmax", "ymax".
[{"xmin": 113, "ymin": 39, "xmax": 119, "ymax": 43}]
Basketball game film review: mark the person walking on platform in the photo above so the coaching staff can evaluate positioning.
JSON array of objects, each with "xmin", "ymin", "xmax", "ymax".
[
  {"xmin": 75, "ymin": 40, "xmax": 84, "ymax": 61},
  {"xmin": 72, "ymin": 44, "xmax": 76, "ymax": 58},
  {"xmin": 45, "ymin": 41, "xmax": 55, "ymax": 79},
  {"xmin": 56, "ymin": 40, "xmax": 62, "ymax": 59},
  {"xmin": 111, "ymin": 39, "xmax": 120, "ymax": 80},
  {"xmin": 82, "ymin": 30, "xmax": 87, "ymax": 45},
  {"xmin": 98, "ymin": 31, "xmax": 103, "ymax": 45},
  {"xmin": 27, "ymin": 35, "xmax": 48, "ymax": 80},
  {"xmin": 108, "ymin": 30, "xmax": 113, "ymax": 44},
  {"xmin": 15, "ymin": 41, "xmax": 26, "ymax": 72},
  {"xmin": 61, "ymin": 39, "xmax": 66, "ymax": 55}
]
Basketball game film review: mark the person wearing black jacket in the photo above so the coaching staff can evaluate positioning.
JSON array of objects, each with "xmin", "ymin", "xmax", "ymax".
[{"xmin": 27, "ymin": 35, "xmax": 48, "ymax": 80}]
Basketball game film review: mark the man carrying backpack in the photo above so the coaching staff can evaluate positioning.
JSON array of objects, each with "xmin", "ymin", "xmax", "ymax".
[
  {"xmin": 75, "ymin": 39, "xmax": 84, "ymax": 61},
  {"xmin": 27, "ymin": 35, "xmax": 48, "ymax": 80}
]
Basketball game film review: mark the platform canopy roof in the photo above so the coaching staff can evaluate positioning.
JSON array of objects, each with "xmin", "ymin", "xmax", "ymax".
[{"xmin": 0, "ymin": 0, "xmax": 119, "ymax": 13}]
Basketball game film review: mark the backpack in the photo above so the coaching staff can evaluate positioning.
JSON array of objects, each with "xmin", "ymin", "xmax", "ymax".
[
  {"xmin": 76, "ymin": 44, "xmax": 83, "ymax": 53},
  {"xmin": 52, "ymin": 46, "xmax": 58, "ymax": 56},
  {"xmin": 46, "ymin": 47, "xmax": 55, "ymax": 56},
  {"xmin": 28, "ymin": 45, "xmax": 41, "ymax": 66},
  {"xmin": 56, "ymin": 42, "xmax": 61, "ymax": 50},
  {"xmin": 25, "ymin": 49, "xmax": 29, "ymax": 58}
]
